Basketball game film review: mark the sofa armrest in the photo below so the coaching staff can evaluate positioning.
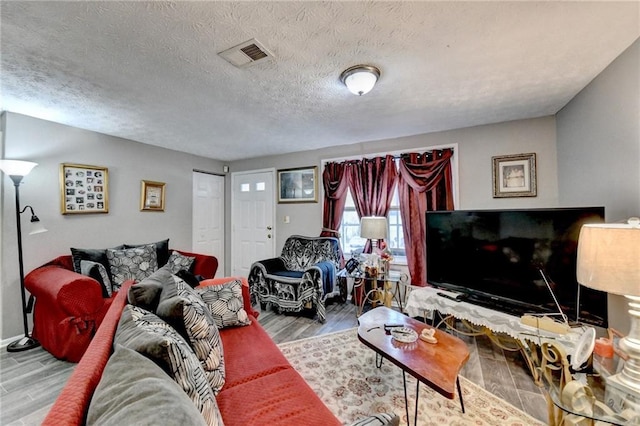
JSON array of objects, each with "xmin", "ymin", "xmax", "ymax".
[
  {"xmin": 175, "ymin": 250, "xmax": 218, "ymax": 279},
  {"xmin": 24, "ymin": 265, "xmax": 104, "ymax": 317},
  {"xmin": 197, "ymin": 276, "xmax": 259, "ymax": 319},
  {"xmin": 42, "ymin": 280, "xmax": 134, "ymax": 426}
]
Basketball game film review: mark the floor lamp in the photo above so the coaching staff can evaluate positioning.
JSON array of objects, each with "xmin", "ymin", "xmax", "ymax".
[
  {"xmin": 577, "ymin": 217, "xmax": 640, "ymax": 411},
  {"xmin": 0, "ymin": 159, "xmax": 47, "ymax": 352}
]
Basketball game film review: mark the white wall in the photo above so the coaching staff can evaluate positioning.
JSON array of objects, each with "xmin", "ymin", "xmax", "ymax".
[
  {"xmin": 556, "ymin": 38, "xmax": 640, "ymax": 333},
  {"xmin": 0, "ymin": 112, "xmax": 223, "ymax": 339},
  {"xmin": 229, "ymin": 116, "xmax": 559, "ymax": 254}
]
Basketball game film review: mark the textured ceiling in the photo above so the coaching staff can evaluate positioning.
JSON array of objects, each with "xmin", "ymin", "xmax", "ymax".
[{"xmin": 1, "ymin": 1, "xmax": 639, "ymax": 161}]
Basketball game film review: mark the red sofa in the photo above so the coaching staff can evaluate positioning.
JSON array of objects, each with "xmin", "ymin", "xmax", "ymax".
[
  {"xmin": 42, "ymin": 276, "xmax": 345, "ymax": 426},
  {"xmin": 24, "ymin": 251, "xmax": 218, "ymax": 362}
]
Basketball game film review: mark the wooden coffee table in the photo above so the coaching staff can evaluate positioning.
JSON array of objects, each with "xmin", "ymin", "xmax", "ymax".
[{"xmin": 357, "ymin": 307, "xmax": 470, "ymax": 425}]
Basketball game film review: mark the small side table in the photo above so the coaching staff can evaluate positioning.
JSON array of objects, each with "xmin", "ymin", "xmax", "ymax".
[
  {"xmin": 541, "ymin": 343, "xmax": 639, "ymax": 425},
  {"xmin": 338, "ymin": 269, "xmax": 409, "ymax": 316}
]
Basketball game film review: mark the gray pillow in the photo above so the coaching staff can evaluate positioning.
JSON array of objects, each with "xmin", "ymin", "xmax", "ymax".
[
  {"xmin": 87, "ymin": 344, "xmax": 208, "ymax": 426},
  {"xmin": 156, "ymin": 276, "xmax": 225, "ymax": 393},
  {"xmin": 80, "ymin": 259, "xmax": 112, "ymax": 297},
  {"xmin": 114, "ymin": 305, "xmax": 223, "ymax": 426},
  {"xmin": 127, "ymin": 265, "xmax": 174, "ymax": 312},
  {"xmin": 106, "ymin": 244, "xmax": 158, "ymax": 290}
]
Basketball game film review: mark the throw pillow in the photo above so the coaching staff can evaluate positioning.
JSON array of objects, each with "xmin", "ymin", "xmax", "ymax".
[
  {"xmin": 80, "ymin": 260, "xmax": 112, "ymax": 298},
  {"xmin": 70, "ymin": 245, "xmax": 124, "ymax": 282},
  {"xmin": 87, "ymin": 344, "xmax": 208, "ymax": 426},
  {"xmin": 106, "ymin": 244, "xmax": 158, "ymax": 290},
  {"xmin": 166, "ymin": 250, "xmax": 196, "ymax": 274},
  {"xmin": 176, "ymin": 269, "xmax": 202, "ymax": 288},
  {"xmin": 124, "ymin": 238, "xmax": 170, "ymax": 267},
  {"xmin": 156, "ymin": 276, "xmax": 225, "ymax": 393},
  {"xmin": 195, "ymin": 279, "xmax": 251, "ymax": 329},
  {"xmin": 127, "ymin": 265, "xmax": 174, "ymax": 312},
  {"xmin": 114, "ymin": 305, "xmax": 222, "ymax": 426}
]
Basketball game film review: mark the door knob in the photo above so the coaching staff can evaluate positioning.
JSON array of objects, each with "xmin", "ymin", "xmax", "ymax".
[
  {"xmin": 267, "ymin": 226, "xmax": 272, "ymax": 230},
  {"xmin": 267, "ymin": 234, "xmax": 272, "ymax": 239}
]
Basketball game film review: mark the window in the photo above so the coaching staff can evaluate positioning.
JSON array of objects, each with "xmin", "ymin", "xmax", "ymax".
[
  {"xmin": 339, "ymin": 188, "xmax": 406, "ymax": 262},
  {"xmin": 329, "ymin": 144, "xmax": 458, "ymax": 265}
]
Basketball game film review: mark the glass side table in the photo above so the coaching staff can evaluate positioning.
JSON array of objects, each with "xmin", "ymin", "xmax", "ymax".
[
  {"xmin": 542, "ymin": 345, "xmax": 639, "ymax": 426},
  {"xmin": 337, "ymin": 269, "xmax": 409, "ymax": 316}
]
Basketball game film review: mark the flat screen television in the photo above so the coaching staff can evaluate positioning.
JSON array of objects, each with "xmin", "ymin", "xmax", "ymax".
[{"xmin": 425, "ymin": 207, "xmax": 607, "ymax": 327}]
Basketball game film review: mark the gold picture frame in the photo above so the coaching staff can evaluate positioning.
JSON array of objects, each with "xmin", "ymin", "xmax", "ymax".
[
  {"xmin": 277, "ymin": 166, "xmax": 318, "ymax": 203},
  {"xmin": 60, "ymin": 163, "xmax": 109, "ymax": 214},
  {"xmin": 492, "ymin": 153, "xmax": 537, "ymax": 198},
  {"xmin": 140, "ymin": 180, "xmax": 166, "ymax": 211}
]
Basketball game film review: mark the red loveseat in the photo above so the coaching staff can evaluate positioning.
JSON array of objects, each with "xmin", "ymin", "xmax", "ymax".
[
  {"xmin": 42, "ymin": 277, "xmax": 346, "ymax": 426},
  {"xmin": 24, "ymin": 251, "xmax": 218, "ymax": 362}
]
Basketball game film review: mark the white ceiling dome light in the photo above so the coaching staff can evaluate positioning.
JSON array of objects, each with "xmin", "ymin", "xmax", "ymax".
[{"xmin": 340, "ymin": 65, "xmax": 381, "ymax": 96}]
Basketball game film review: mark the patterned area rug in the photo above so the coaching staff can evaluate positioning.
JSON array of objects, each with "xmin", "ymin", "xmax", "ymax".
[{"xmin": 278, "ymin": 328, "xmax": 545, "ymax": 426}]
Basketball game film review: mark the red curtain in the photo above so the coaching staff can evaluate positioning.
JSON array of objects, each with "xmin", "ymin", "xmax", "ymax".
[
  {"xmin": 398, "ymin": 149, "xmax": 454, "ymax": 285},
  {"xmin": 347, "ymin": 155, "xmax": 398, "ymax": 252},
  {"xmin": 320, "ymin": 161, "xmax": 349, "ymax": 238}
]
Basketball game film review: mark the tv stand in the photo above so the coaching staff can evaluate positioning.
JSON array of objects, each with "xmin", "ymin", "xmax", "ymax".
[{"xmin": 404, "ymin": 286, "xmax": 588, "ymax": 385}]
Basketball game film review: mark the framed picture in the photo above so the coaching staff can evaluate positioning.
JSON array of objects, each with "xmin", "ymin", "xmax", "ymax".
[
  {"xmin": 492, "ymin": 153, "xmax": 537, "ymax": 198},
  {"xmin": 278, "ymin": 166, "xmax": 318, "ymax": 203},
  {"xmin": 140, "ymin": 180, "xmax": 166, "ymax": 211},
  {"xmin": 60, "ymin": 163, "xmax": 109, "ymax": 214}
]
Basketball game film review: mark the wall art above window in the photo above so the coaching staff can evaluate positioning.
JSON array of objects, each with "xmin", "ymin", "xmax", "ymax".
[
  {"xmin": 492, "ymin": 153, "xmax": 537, "ymax": 198},
  {"xmin": 60, "ymin": 163, "xmax": 109, "ymax": 214},
  {"xmin": 278, "ymin": 166, "xmax": 317, "ymax": 203}
]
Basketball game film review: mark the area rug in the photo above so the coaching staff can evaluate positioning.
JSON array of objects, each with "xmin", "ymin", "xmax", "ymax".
[{"xmin": 278, "ymin": 328, "xmax": 545, "ymax": 426}]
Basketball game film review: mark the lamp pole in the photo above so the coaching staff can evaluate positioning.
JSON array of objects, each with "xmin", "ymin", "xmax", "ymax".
[
  {"xmin": 7, "ymin": 174, "xmax": 40, "ymax": 352},
  {"xmin": 0, "ymin": 159, "xmax": 41, "ymax": 352}
]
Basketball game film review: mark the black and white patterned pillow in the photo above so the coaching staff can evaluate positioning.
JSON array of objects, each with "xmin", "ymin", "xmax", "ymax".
[
  {"xmin": 114, "ymin": 305, "xmax": 223, "ymax": 426},
  {"xmin": 156, "ymin": 276, "xmax": 225, "ymax": 393},
  {"xmin": 106, "ymin": 244, "xmax": 158, "ymax": 290},
  {"xmin": 195, "ymin": 279, "xmax": 251, "ymax": 329},
  {"xmin": 166, "ymin": 251, "xmax": 196, "ymax": 274},
  {"xmin": 80, "ymin": 260, "xmax": 113, "ymax": 297}
]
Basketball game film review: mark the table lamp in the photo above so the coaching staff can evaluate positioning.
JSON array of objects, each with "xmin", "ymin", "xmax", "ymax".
[
  {"xmin": 360, "ymin": 216, "xmax": 387, "ymax": 251},
  {"xmin": 577, "ymin": 217, "xmax": 640, "ymax": 409}
]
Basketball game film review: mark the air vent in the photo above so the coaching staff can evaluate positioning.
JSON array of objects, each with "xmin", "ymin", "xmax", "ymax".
[{"xmin": 218, "ymin": 38, "xmax": 274, "ymax": 68}]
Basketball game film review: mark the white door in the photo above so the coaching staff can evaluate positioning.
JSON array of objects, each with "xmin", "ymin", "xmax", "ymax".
[
  {"xmin": 192, "ymin": 171, "xmax": 225, "ymax": 276},
  {"xmin": 231, "ymin": 169, "xmax": 275, "ymax": 277}
]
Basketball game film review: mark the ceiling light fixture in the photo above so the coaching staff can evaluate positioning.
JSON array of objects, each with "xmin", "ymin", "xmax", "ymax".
[{"xmin": 340, "ymin": 65, "xmax": 380, "ymax": 96}]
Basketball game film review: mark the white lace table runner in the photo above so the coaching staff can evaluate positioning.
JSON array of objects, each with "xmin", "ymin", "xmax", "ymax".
[{"xmin": 405, "ymin": 287, "xmax": 583, "ymax": 353}]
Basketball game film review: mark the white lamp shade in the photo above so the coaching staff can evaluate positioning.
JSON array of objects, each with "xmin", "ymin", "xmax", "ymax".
[
  {"xmin": 29, "ymin": 219, "xmax": 48, "ymax": 235},
  {"xmin": 344, "ymin": 71, "xmax": 378, "ymax": 96},
  {"xmin": 577, "ymin": 219, "xmax": 640, "ymax": 297},
  {"xmin": 0, "ymin": 160, "xmax": 38, "ymax": 176},
  {"xmin": 340, "ymin": 65, "xmax": 380, "ymax": 96},
  {"xmin": 360, "ymin": 216, "xmax": 388, "ymax": 240}
]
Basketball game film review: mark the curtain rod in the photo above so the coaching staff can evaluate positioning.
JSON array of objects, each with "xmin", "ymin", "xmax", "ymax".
[{"xmin": 327, "ymin": 147, "xmax": 454, "ymax": 163}]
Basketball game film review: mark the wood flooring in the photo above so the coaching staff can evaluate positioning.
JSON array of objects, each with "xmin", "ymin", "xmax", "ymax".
[{"xmin": 0, "ymin": 299, "xmax": 548, "ymax": 425}]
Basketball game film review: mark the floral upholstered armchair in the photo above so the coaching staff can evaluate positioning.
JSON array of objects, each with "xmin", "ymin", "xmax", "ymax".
[{"xmin": 248, "ymin": 235, "xmax": 342, "ymax": 322}]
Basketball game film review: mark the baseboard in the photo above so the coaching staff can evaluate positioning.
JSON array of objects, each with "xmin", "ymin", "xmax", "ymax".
[{"xmin": 1, "ymin": 334, "xmax": 24, "ymax": 348}]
